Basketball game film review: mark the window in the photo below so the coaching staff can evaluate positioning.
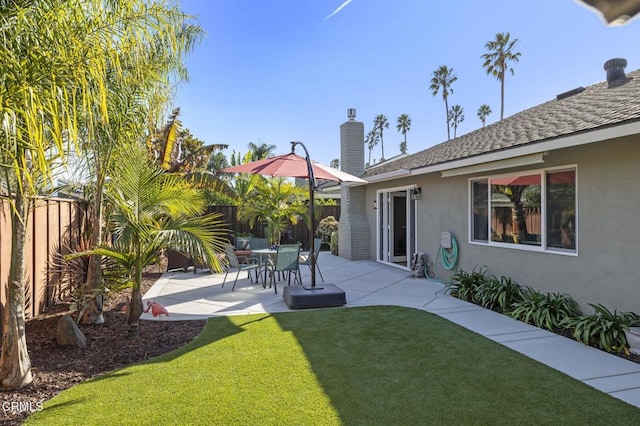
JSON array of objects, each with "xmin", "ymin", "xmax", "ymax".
[{"xmin": 470, "ymin": 167, "xmax": 576, "ymax": 253}]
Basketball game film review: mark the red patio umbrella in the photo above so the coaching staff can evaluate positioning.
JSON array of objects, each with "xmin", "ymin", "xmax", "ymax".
[{"xmin": 221, "ymin": 141, "xmax": 366, "ymax": 288}]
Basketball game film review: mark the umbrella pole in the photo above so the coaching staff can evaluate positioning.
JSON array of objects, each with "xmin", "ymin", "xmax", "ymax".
[{"xmin": 291, "ymin": 141, "xmax": 317, "ymax": 288}]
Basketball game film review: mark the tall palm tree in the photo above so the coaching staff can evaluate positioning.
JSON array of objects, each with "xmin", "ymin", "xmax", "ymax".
[
  {"xmin": 430, "ymin": 65, "xmax": 458, "ymax": 140},
  {"xmin": 365, "ymin": 129, "xmax": 379, "ymax": 167},
  {"xmin": 477, "ymin": 104, "xmax": 492, "ymax": 127},
  {"xmin": 396, "ymin": 114, "xmax": 412, "ymax": 147},
  {"xmin": 373, "ymin": 115, "xmax": 389, "ymax": 161},
  {"xmin": 330, "ymin": 159, "xmax": 340, "ymax": 169},
  {"xmin": 248, "ymin": 142, "xmax": 277, "ymax": 161},
  {"xmin": 73, "ymin": 146, "xmax": 227, "ymax": 338},
  {"xmin": 482, "ymin": 32, "xmax": 521, "ymax": 120},
  {"xmin": 448, "ymin": 105, "xmax": 465, "ymax": 138}
]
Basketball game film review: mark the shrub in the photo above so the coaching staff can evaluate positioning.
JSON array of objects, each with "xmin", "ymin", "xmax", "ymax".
[
  {"xmin": 561, "ymin": 303, "xmax": 640, "ymax": 353},
  {"xmin": 445, "ymin": 267, "xmax": 488, "ymax": 304},
  {"xmin": 317, "ymin": 216, "xmax": 339, "ymax": 246},
  {"xmin": 330, "ymin": 231, "xmax": 339, "ymax": 256},
  {"xmin": 510, "ymin": 290, "xmax": 581, "ymax": 331},
  {"xmin": 476, "ymin": 275, "xmax": 527, "ymax": 313}
]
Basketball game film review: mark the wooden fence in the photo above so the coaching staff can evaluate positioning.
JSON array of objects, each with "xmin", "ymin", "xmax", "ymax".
[
  {"xmin": 1, "ymin": 198, "xmax": 87, "ymax": 321},
  {"xmin": 0, "ymin": 201, "xmax": 340, "ymax": 320}
]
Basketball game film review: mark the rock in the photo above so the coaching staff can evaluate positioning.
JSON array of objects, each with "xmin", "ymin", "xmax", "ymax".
[{"xmin": 56, "ymin": 315, "xmax": 87, "ymax": 347}]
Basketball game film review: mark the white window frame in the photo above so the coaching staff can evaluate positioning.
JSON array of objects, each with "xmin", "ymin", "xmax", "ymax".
[{"xmin": 468, "ymin": 165, "xmax": 578, "ymax": 256}]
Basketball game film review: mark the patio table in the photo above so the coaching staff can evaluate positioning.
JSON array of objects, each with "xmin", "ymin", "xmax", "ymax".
[{"xmin": 251, "ymin": 248, "xmax": 277, "ymax": 284}]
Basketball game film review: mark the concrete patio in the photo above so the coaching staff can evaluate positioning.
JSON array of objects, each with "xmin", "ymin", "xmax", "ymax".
[{"xmin": 142, "ymin": 253, "xmax": 640, "ymax": 410}]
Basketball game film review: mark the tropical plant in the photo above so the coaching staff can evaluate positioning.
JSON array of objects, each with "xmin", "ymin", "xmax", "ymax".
[
  {"xmin": 476, "ymin": 275, "xmax": 527, "ymax": 312},
  {"xmin": 477, "ymin": 104, "xmax": 492, "ymax": 127},
  {"xmin": 396, "ymin": 113, "xmax": 411, "ymax": 151},
  {"xmin": 481, "ymin": 32, "xmax": 521, "ymax": 120},
  {"xmin": 561, "ymin": 303, "xmax": 640, "ymax": 353},
  {"xmin": 329, "ymin": 159, "xmax": 340, "ymax": 169},
  {"xmin": 510, "ymin": 291, "xmax": 581, "ymax": 331},
  {"xmin": 365, "ymin": 129, "xmax": 379, "ymax": 167},
  {"xmin": 248, "ymin": 142, "xmax": 277, "ymax": 161},
  {"xmin": 70, "ymin": 146, "xmax": 228, "ymax": 338},
  {"xmin": 445, "ymin": 267, "xmax": 488, "ymax": 304},
  {"xmin": 237, "ymin": 177, "xmax": 308, "ymax": 245},
  {"xmin": 430, "ymin": 65, "xmax": 458, "ymax": 140},
  {"xmin": 448, "ymin": 105, "xmax": 465, "ymax": 138},
  {"xmin": 317, "ymin": 216, "xmax": 339, "ymax": 246},
  {"xmin": 374, "ymin": 114, "xmax": 389, "ymax": 160}
]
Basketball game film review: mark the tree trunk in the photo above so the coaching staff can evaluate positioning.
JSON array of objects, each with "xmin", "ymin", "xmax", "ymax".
[
  {"xmin": 127, "ymin": 287, "xmax": 144, "ymax": 339},
  {"xmin": 80, "ymin": 181, "xmax": 104, "ymax": 325},
  {"xmin": 0, "ymin": 192, "xmax": 33, "ymax": 389}
]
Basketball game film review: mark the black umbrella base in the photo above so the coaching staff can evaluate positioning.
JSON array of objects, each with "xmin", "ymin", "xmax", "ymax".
[{"xmin": 283, "ymin": 284, "xmax": 346, "ymax": 309}]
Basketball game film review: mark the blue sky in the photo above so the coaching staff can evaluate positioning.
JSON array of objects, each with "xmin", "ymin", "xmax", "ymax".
[{"xmin": 175, "ymin": 0, "xmax": 640, "ymax": 167}]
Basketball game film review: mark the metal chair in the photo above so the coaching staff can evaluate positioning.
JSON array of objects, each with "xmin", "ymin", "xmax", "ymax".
[
  {"xmin": 249, "ymin": 237, "xmax": 269, "ymax": 250},
  {"xmin": 222, "ymin": 244, "xmax": 262, "ymax": 291},
  {"xmin": 298, "ymin": 237, "xmax": 324, "ymax": 282},
  {"xmin": 264, "ymin": 244, "xmax": 301, "ymax": 294}
]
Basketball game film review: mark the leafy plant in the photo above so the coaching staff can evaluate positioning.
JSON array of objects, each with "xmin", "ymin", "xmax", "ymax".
[
  {"xmin": 561, "ymin": 303, "xmax": 640, "ymax": 353},
  {"xmin": 511, "ymin": 291, "xmax": 581, "ymax": 331},
  {"xmin": 317, "ymin": 216, "xmax": 339, "ymax": 246},
  {"xmin": 476, "ymin": 275, "xmax": 527, "ymax": 312},
  {"xmin": 445, "ymin": 267, "xmax": 488, "ymax": 304},
  {"xmin": 330, "ymin": 231, "xmax": 339, "ymax": 256}
]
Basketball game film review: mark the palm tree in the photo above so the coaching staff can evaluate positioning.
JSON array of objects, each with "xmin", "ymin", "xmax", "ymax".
[
  {"xmin": 396, "ymin": 114, "xmax": 412, "ymax": 148},
  {"xmin": 448, "ymin": 105, "xmax": 465, "ymax": 138},
  {"xmin": 330, "ymin": 159, "xmax": 340, "ymax": 169},
  {"xmin": 477, "ymin": 104, "xmax": 492, "ymax": 127},
  {"xmin": 0, "ymin": 0, "xmax": 202, "ymax": 388},
  {"xmin": 374, "ymin": 114, "xmax": 389, "ymax": 161},
  {"xmin": 238, "ymin": 177, "xmax": 308, "ymax": 245},
  {"xmin": 73, "ymin": 147, "xmax": 228, "ymax": 338},
  {"xmin": 365, "ymin": 129, "xmax": 379, "ymax": 167},
  {"xmin": 430, "ymin": 65, "xmax": 458, "ymax": 140},
  {"xmin": 248, "ymin": 142, "xmax": 277, "ymax": 161},
  {"xmin": 482, "ymin": 32, "xmax": 521, "ymax": 120}
]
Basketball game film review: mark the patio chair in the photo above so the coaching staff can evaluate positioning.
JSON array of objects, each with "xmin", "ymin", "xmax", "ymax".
[
  {"xmin": 222, "ymin": 244, "xmax": 262, "ymax": 291},
  {"xmin": 249, "ymin": 237, "xmax": 269, "ymax": 250},
  {"xmin": 264, "ymin": 244, "xmax": 301, "ymax": 294},
  {"xmin": 234, "ymin": 236, "xmax": 252, "ymax": 258},
  {"xmin": 298, "ymin": 237, "xmax": 324, "ymax": 282}
]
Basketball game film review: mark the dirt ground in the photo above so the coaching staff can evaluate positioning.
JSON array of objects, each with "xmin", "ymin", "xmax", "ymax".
[{"xmin": 1, "ymin": 265, "xmax": 205, "ymax": 426}]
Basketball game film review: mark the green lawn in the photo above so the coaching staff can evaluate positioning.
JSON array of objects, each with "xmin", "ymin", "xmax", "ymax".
[{"xmin": 27, "ymin": 306, "xmax": 640, "ymax": 425}]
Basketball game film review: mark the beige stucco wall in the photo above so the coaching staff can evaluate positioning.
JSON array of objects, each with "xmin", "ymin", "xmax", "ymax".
[{"xmin": 364, "ymin": 135, "xmax": 640, "ymax": 313}]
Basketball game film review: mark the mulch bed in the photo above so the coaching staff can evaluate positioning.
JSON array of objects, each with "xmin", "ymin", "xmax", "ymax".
[{"xmin": 1, "ymin": 265, "xmax": 206, "ymax": 426}]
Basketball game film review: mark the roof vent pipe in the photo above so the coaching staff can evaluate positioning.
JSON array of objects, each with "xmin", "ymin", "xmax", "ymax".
[{"xmin": 604, "ymin": 58, "xmax": 627, "ymax": 86}]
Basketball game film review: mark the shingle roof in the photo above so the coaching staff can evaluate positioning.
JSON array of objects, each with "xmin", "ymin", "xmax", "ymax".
[{"xmin": 363, "ymin": 69, "xmax": 640, "ymax": 178}]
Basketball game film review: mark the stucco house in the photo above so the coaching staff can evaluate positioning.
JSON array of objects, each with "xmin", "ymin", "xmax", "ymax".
[{"xmin": 338, "ymin": 58, "xmax": 640, "ymax": 313}]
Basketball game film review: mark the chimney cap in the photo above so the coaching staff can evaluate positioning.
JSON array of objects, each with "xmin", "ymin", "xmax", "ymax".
[
  {"xmin": 604, "ymin": 58, "xmax": 628, "ymax": 86},
  {"xmin": 347, "ymin": 108, "xmax": 356, "ymax": 121}
]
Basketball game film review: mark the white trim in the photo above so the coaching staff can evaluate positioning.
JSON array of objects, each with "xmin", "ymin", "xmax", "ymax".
[
  {"xmin": 467, "ymin": 164, "xmax": 578, "ymax": 256},
  {"xmin": 364, "ymin": 169, "xmax": 410, "ymax": 183},
  {"xmin": 441, "ymin": 153, "xmax": 546, "ymax": 178}
]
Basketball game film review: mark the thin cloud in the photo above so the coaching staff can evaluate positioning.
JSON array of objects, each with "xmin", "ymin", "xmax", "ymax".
[{"xmin": 325, "ymin": 0, "xmax": 352, "ymax": 19}]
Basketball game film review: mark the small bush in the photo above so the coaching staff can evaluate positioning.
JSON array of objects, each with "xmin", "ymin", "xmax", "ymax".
[
  {"xmin": 511, "ymin": 291, "xmax": 581, "ymax": 331},
  {"xmin": 317, "ymin": 216, "xmax": 339, "ymax": 246},
  {"xmin": 561, "ymin": 303, "xmax": 639, "ymax": 353},
  {"xmin": 445, "ymin": 267, "xmax": 488, "ymax": 304},
  {"xmin": 476, "ymin": 275, "xmax": 527, "ymax": 313}
]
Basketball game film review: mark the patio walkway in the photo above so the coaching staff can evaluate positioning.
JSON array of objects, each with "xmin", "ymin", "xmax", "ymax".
[{"xmin": 142, "ymin": 253, "xmax": 640, "ymax": 410}]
